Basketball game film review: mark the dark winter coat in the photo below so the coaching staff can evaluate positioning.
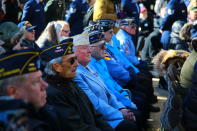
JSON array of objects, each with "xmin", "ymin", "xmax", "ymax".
[{"xmin": 45, "ymin": 75, "xmax": 114, "ymax": 131}]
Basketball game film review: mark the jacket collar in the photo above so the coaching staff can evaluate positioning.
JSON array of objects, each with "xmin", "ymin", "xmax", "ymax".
[{"xmin": 45, "ymin": 75, "xmax": 73, "ymax": 88}]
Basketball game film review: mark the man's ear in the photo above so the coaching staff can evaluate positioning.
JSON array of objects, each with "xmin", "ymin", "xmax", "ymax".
[
  {"xmin": 6, "ymin": 85, "xmax": 17, "ymax": 97},
  {"xmin": 52, "ymin": 63, "xmax": 62, "ymax": 73}
]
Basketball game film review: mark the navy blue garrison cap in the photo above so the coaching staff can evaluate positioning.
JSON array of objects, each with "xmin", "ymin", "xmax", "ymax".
[
  {"xmin": 40, "ymin": 38, "xmax": 74, "ymax": 62},
  {"xmin": 0, "ymin": 49, "xmax": 40, "ymax": 80},
  {"xmin": 18, "ymin": 21, "xmax": 36, "ymax": 31},
  {"xmin": 84, "ymin": 24, "xmax": 104, "ymax": 44},
  {"xmin": 84, "ymin": 22, "xmax": 104, "ymax": 32},
  {"xmin": 119, "ymin": 18, "xmax": 136, "ymax": 26},
  {"xmin": 89, "ymin": 30, "xmax": 104, "ymax": 44},
  {"xmin": 96, "ymin": 19, "xmax": 115, "ymax": 32}
]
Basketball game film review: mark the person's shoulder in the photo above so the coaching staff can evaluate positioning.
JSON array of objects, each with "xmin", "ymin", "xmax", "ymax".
[
  {"xmin": 194, "ymin": 61, "xmax": 197, "ymax": 72},
  {"xmin": 47, "ymin": 84, "xmax": 64, "ymax": 97},
  {"xmin": 116, "ymin": 29, "xmax": 127, "ymax": 37},
  {"xmin": 25, "ymin": 0, "xmax": 36, "ymax": 4}
]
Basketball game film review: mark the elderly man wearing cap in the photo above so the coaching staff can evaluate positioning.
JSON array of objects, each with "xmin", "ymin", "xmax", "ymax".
[
  {"xmin": 95, "ymin": 19, "xmax": 156, "ymax": 126},
  {"xmin": 41, "ymin": 38, "xmax": 113, "ymax": 131},
  {"xmin": 0, "ymin": 49, "xmax": 59, "ymax": 130},
  {"xmin": 95, "ymin": 19, "xmax": 158, "ymax": 110},
  {"xmin": 73, "ymin": 29, "xmax": 139, "ymax": 131},
  {"xmin": 95, "ymin": 19, "xmax": 139, "ymax": 87},
  {"xmin": 116, "ymin": 18, "xmax": 139, "ymax": 66},
  {"xmin": 13, "ymin": 21, "xmax": 40, "ymax": 50}
]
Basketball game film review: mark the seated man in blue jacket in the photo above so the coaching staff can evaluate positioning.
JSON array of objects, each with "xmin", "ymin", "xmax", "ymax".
[
  {"xmin": 96, "ymin": 19, "xmax": 159, "ymax": 112},
  {"xmin": 73, "ymin": 28, "xmax": 139, "ymax": 131}
]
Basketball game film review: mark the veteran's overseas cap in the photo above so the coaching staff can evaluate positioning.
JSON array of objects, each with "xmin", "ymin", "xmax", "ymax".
[
  {"xmin": 119, "ymin": 18, "xmax": 136, "ymax": 26},
  {"xmin": 89, "ymin": 30, "xmax": 104, "ymax": 44},
  {"xmin": 84, "ymin": 24, "xmax": 104, "ymax": 44},
  {"xmin": 96, "ymin": 19, "xmax": 115, "ymax": 32},
  {"xmin": 40, "ymin": 38, "xmax": 74, "ymax": 62},
  {"xmin": 0, "ymin": 49, "xmax": 40, "ymax": 80},
  {"xmin": 84, "ymin": 22, "xmax": 104, "ymax": 33},
  {"xmin": 18, "ymin": 21, "xmax": 36, "ymax": 31},
  {"xmin": 72, "ymin": 31, "xmax": 90, "ymax": 46}
]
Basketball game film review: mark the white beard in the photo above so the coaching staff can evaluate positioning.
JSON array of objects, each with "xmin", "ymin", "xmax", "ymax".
[{"xmin": 58, "ymin": 36, "xmax": 69, "ymax": 43}]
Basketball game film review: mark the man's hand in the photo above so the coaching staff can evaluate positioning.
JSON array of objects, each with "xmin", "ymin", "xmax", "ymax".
[
  {"xmin": 120, "ymin": 108, "xmax": 136, "ymax": 121},
  {"xmin": 159, "ymin": 29, "xmax": 163, "ymax": 34}
]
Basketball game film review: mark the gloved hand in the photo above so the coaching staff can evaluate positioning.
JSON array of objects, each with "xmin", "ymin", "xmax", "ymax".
[{"xmin": 135, "ymin": 60, "xmax": 148, "ymax": 70}]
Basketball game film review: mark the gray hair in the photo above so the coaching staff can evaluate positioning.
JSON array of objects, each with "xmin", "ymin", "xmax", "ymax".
[
  {"xmin": 0, "ymin": 74, "xmax": 28, "ymax": 96},
  {"xmin": 36, "ymin": 21, "xmax": 70, "ymax": 48},
  {"xmin": 44, "ymin": 57, "xmax": 62, "ymax": 76}
]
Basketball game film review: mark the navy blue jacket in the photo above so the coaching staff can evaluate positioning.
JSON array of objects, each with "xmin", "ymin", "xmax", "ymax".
[
  {"xmin": 65, "ymin": 0, "xmax": 88, "ymax": 36},
  {"xmin": 122, "ymin": 0, "xmax": 140, "ymax": 25},
  {"xmin": 21, "ymin": 0, "xmax": 46, "ymax": 39},
  {"xmin": 160, "ymin": 0, "xmax": 187, "ymax": 31}
]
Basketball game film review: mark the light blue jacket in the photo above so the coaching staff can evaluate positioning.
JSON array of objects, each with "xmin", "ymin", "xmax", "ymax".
[
  {"xmin": 104, "ymin": 36, "xmax": 139, "ymax": 86},
  {"xmin": 116, "ymin": 29, "xmax": 140, "ymax": 65},
  {"xmin": 107, "ymin": 35, "xmax": 140, "ymax": 72},
  {"xmin": 89, "ymin": 57, "xmax": 137, "ymax": 110},
  {"xmin": 105, "ymin": 58, "xmax": 130, "ymax": 86},
  {"xmin": 73, "ymin": 64, "xmax": 124, "ymax": 128}
]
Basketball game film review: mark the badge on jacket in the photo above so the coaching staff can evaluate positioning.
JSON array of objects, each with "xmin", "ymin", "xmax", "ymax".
[
  {"xmin": 35, "ymin": 9, "xmax": 41, "ymax": 12},
  {"xmin": 104, "ymin": 52, "xmax": 111, "ymax": 60},
  {"xmin": 167, "ymin": 9, "xmax": 174, "ymax": 15},
  {"xmin": 70, "ymin": 8, "xmax": 76, "ymax": 13}
]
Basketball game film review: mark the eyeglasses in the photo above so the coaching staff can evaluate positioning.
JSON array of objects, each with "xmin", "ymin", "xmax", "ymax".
[
  {"xmin": 91, "ymin": 42, "xmax": 106, "ymax": 50},
  {"xmin": 108, "ymin": 30, "xmax": 114, "ymax": 34},
  {"xmin": 62, "ymin": 30, "xmax": 70, "ymax": 34},
  {"xmin": 130, "ymin": 25, "xmax": 136, "ymax": 29},
  {"xmin": 98, "ymin": 43, "xmax": 106, "ymax": 49},
  {"xmin": 68, "ymin": 56, "xmax": 77, "ymax": 65}
]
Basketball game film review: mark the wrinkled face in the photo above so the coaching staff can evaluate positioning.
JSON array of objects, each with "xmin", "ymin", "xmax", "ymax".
[
  {"xmin": 189, "ymin": 11, "xmax": 197, "ymax": 21},
  {"xmin": 75, "ymin": 45, "xmax": 91, "ymax": 66},
  {"xmin": 104, "ymin": 29, "xmax": 114, "ymax": 42},
  {"xmin": 25, "ymin": 30, "xmax": 35, "ymax": 41},
  {"xmin": 60, "ymin": 25, "xmax": 70, "ymax": 37},
  {"xmin": 55, "ymin": 54, "xmax": 78, "ymax": 78},
  {"xmin": 124, "ymin": 24, "xmax": 137, "ymax": 35},
  {"xmin": 16, "ymin": 71, "xmax": 48, "ymax": 109},
  {"xmin": 90, "ymin": 41, "xmax": 106, "ymax": 60}
]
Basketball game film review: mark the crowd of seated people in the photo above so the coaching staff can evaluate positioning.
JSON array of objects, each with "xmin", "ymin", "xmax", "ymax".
[{"xmin": 0, "ymin": 0, "xmax": 197, "ymax": 130}]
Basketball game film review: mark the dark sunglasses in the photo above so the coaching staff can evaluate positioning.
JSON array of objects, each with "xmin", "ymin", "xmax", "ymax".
[
  {"xmin": 98, "ymin": 43, "xmax": 106, "ymax": 49},
  {"xmin": 68, "ymin": 56, "xmax": 77, "ymax": 65},
  {"xmin": 91, "ymin": 42, "xmax": 106, "ymax": 49}
]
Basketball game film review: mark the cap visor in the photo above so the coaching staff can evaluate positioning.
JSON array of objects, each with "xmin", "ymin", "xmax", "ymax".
[{"xmin": 26, "ymin": 26, "xmax": 36, "ymax": 31}]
